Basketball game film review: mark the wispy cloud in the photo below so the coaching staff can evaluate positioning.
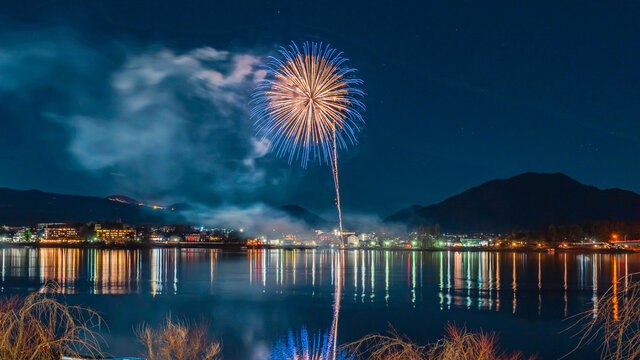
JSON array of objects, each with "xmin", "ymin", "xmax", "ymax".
[
  {"xmin": 0, "ymin": 27, "xmax": 295, "ymax": 207},
  {"xmin": 63, "ymin": 46, "xmax": 270, "ymax": 196}
]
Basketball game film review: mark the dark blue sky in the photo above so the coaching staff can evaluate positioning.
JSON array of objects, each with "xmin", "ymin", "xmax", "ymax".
[{"xmin": 0, "ymin": 1, "xmax": 638, "ymax": 216}]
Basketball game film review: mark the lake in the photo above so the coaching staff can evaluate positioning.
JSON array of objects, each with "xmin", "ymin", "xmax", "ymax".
[{"xmin": 0, "ymin": 247, "xmax": 630, "ymax": 359}]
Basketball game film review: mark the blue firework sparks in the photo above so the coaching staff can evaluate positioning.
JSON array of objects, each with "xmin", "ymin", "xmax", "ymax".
[{"xmin": 270, "ymin": 328, "xmax": 353, "ymax": 360}]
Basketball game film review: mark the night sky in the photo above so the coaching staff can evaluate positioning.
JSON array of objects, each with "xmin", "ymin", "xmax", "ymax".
[{"xmin": 0, "ymin": 1, "xmax": 638, "ymax": 217}]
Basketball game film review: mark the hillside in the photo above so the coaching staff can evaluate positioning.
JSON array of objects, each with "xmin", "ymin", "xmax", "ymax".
[
  {"xmin": 385, "ymin": 172, "xmax": 640, "ymax": 232},
  {"xmin": 0, "ymin": 188, "xmax": 177, "ymax": 225}
]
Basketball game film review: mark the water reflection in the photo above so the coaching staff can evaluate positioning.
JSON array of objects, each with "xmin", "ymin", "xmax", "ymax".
[{"xmin": 0, "ymin": 248, "xmax": 635, "ymax": 317}]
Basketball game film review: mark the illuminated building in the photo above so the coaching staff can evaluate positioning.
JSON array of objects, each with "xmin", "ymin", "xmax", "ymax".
[
  {"xmin": 44, "ymin": 225, "xmax": 81, "ymax": 242},
  {"xmin": 347, "ymin": 235, "xmax": 360, "ymax": 247},
  {"xmin": 185, "ymin": 233, "xmax": 202, "ymax": 242},
  {"xmin": 246, "ymin": 238, "xmax": 263, "ymax": 246},
  {"xmin": 150, "ymin": 234, "xmax": 165, "ymax": 242},
  {"xmin": 208, "ymin": 235, "xmax": 224, "ymax": 243},
  {"xmin": 158, "ymin": 225, "xmax": 176, "ymax": 233},
  {"xmin": 460, "ymin": 238, "xmax": 489, "ymax": 247},
  {"xmin": 12, "ymin": 228, "xmax": 34, "ymax": 243},
  {"xmin": 318, "ymin": 234, "xmax": 334, "ymax": 242},
  {"xmin": 95, "ymin": 224, "xmax": 136, "ymax": 243}
]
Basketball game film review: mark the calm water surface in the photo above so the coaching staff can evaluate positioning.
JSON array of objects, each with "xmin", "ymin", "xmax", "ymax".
[{"xmin": 0, "ymin": 248, "xmax": 632, "ymax": 359}]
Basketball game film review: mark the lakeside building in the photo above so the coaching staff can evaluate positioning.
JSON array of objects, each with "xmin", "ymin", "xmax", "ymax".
[
  {"xmin": 44, "ymin": 225, "xmax": 81, "ymax": 242},
  {"xmin": 149, "ymin": 233, "xmax": 165, "ymax": 242},
  {"xmin": 347, "ymin": 235, "xmax": 359, "ymax": 247},
  {"xmin": 436, "ymin": 233, "xmax": 497, "ymax": 248},
  {"xmin": 95, "ymin": 224, "xmax": 136, "ymax": 243},
  {"xmin": 0, "ymin": 233, "xmax": 11, "ymax": 242},
  {"xmin": 267, "ymin": 234, "xmax": 299, "ymax": 246},
  {"xmin": 207, "ymin": 234, "xmax": 225, "ymax": 243},
  {"xmin": 184, "ymin": 233, "xmax": 202, "ymax": 242},
  {"xmin": 460, "ymin": 238, "xmax": 489, "ymax": 247},
  {"xmin": 315, "ymin": 230, "xmax": 336, "ymax": 243},
  {"xmin": 12, "ymin": 228, "xmax": 34, "ymax": 242},
  {"xmin": 156, "ymin": 225, "xmax": 176, "ymax": 234},
  {"xmin": 246, "ymin": 237, "xmax": 264, "ymax": 246},
  {"xmin": 345, "ymin": 233, "xmax": 378, "ymax": 247},
  {"xmin": 283, "ymin": 234, "xmax": 297, "ymax": 241}
]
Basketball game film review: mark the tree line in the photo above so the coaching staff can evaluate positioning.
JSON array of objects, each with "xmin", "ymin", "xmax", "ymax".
[{"xmin": 502, "ymin": 219, "xmax": 640, "ymax": 243}]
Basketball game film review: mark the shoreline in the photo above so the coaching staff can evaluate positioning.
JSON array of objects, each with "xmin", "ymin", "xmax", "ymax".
[{"xmin": 1, "ymin": 242, "xmax": 635, "ymax": 254}]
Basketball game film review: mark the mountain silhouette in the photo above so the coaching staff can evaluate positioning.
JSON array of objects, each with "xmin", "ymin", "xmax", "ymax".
[
  {"xmin": 386, "ymin": 172, "xmax": 640, "ymax": 232},
  {"xmin": 0, "ymin": 188, "xmax": 177, "ymax": 225}
]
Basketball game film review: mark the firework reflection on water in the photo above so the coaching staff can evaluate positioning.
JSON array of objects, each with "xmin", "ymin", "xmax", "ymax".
[{"xmin": 270, "ymin": 251, "xmax": 347, "ymax": 360}]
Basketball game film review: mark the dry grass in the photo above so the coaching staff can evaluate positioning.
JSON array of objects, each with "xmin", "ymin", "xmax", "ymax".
[
  {"xmin": 427, "ymin": 324, "xmax": 535, "ymax": 360},
  {"xmin": 0, "ymin": 283, "xmax": 104, "ymax": 360},
  {"xmin": 344, "ymin": 324, "xmax": 536, "ymax": 360},
  {"xmin": 344, "ymin": 327, "xmax": 427, "ymax": 360},
  {"xmin": 137, "ymin": 315, "xmax": 222, "ymax": 360},
  {"xmin": 565, "ymin": 272, "xmax": 640, "ymax": 360}
]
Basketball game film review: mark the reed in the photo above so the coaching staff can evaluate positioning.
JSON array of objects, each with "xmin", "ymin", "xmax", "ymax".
[
  {"xmin": 136, "ymin": 315, "xmax": 221, "ymax": 360},
  {"xmin": 566, "ymin": 272, "xmax": 640, "ymax": 360},
  {"xmin": 345, "ymin": 324, "xmax": 536, "ymax": 360},
  {"xmin": 0, "ymin": 283, "xmax": 104, "ymax": 360},
  {"xmin": 427, "ymin": 323, "xmax": 535, "ymax": 360}
]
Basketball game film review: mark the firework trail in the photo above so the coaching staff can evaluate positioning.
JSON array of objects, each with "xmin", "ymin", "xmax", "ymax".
[{"xmin": 252, "ymin": 42, "xmax": 365, "ymax": 244}]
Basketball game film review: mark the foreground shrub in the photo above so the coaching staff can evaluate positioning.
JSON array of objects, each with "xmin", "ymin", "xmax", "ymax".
[
  {"xmin": 427, "ymin": 324, "xmax": 535, "ymax": 360},
  {"xmin": 137, "ymin": 315, "xmax": 221, "ymax": 360},
  {"xmin": 567, "ymin": 273, "xmax": 640, "ymax": 360},
  {"xmin": 345, "ymin": 324, "xmax": 535, "ymax": 360},
  {"xmin": 0, "ymin": 284, "xmax": 103, "ymax": 360},
  {"xmin": 345, "ymin": 327, "xmax": 426, "ymax": 360}
]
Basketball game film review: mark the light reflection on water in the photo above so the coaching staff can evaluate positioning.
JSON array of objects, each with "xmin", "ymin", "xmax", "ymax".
[
  {"xmin": 0, "ymin": 248, "xmax": 633, "ymax": 314},
  {"xmin": 0, "ymin": 247, "xmax": 635, "ymax": 358}
]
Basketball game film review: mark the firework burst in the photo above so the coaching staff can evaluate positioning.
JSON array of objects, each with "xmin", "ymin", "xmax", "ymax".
[{"xmin": 251, "ymin": 42, "xmax": 365, "ymax": 167}]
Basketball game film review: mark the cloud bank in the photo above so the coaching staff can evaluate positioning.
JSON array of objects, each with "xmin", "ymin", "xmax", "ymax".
[
  {"xmin": 0, "ymin": 27, "xmax": 297, "ymax": 209},
  {"xmin": 62, "ymin": 46, "xmax": 274, "ymax": 202}
]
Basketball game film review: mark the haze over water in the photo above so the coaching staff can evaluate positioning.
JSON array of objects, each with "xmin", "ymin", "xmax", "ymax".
[{"xmin": 0, "ymin": 248, "xmax": 629, "ymax": 359}]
